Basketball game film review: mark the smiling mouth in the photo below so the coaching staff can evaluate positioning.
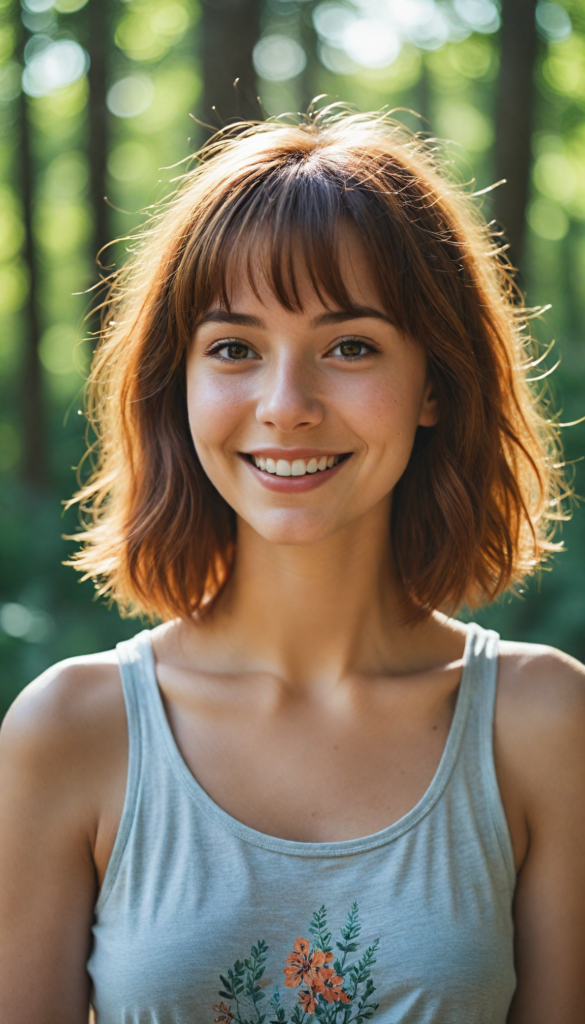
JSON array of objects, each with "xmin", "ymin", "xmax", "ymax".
[{"xmin": 243, "ymin": 453, "xmax": 351, "ymax": 478}]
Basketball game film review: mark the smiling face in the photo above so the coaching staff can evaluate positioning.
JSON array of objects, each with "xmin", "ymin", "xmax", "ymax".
[{"xmin": 186, "ymin": 235, "xmax": 438, "ymax": 547}]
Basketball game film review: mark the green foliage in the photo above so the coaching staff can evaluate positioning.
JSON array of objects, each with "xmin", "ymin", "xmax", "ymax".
[{"xmin": 0, "ymin": 0, "xmax": 584, "ymax": 710}]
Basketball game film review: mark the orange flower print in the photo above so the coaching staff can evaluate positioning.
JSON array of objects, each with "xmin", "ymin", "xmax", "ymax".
[
  {"xmin": 298, "ymin": 988, "xmax": 317, "ymax": 1013},
  {"xmin": 315, "ymin": 966, "xmax": 351, "ymax": 1004},
  {"xmin": 212, "ymin": 1001, "xmax": 234, "ymax": 1023},
  {"xmin": 283, "ymin": 937, "xmax": 333, "ymax": 989},
  {"xmin": 213, "ymin": 902, "xmax": 379, "ymax": 1021}
]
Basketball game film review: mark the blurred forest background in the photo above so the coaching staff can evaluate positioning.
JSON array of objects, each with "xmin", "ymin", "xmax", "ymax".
[{"xmin": 1, "ymin": 0, "xmax": 584, "ymax": 712}]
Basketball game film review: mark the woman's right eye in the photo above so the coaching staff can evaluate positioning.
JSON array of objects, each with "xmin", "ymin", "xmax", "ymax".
[{"xmin": 208, "ymin": 341, "xmax": 258, "ymax": 361}]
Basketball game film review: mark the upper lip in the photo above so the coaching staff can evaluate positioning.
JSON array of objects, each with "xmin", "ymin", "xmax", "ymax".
[{"xmin": 242, "ymin": 448, "xmax": 349, "ymax": 460}]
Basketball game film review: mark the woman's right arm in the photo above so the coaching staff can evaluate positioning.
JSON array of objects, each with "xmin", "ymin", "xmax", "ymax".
[{"xmin": 0, "ymin": 656, "xmax": 126, "ymax": 1024}]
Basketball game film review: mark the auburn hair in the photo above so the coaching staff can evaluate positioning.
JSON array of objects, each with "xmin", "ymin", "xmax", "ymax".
[{"xmin": 68, "ymin": 106, "xmax": 566, "ymax": 621}]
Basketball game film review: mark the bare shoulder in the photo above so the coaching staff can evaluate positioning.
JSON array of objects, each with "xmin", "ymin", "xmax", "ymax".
[
  {"xmin": 0, "ymin": 650, "xmax": 126, "ymax": 810},
  {"xmin": 495, "ymin": 641, "xmax": 585, "ymax": 825},
  {"xmin": 0, "ymin": 653, "xmax": 129, "ymax": 1021},
  {"xmin": 497, "ymin": 639, "xmax": 585, "ymax": 724}
]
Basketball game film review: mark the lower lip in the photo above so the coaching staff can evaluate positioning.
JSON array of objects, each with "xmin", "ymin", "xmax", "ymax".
[{"xmin": 242, "ymin": 456, "xmax": 350, "ymax": 493}]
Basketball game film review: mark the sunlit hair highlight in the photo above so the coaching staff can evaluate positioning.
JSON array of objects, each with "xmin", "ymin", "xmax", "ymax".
[{"xmin": 68, "ymin": 106, "xmax": 568, "ymax": 621}]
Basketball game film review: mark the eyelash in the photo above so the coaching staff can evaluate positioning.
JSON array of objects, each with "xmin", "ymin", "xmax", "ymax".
[
  {"xmin": 207, "ymin": 340, "xmax": 258, "ymax": 362},
  {"xmin": 329, "ymin": 338, "xmax": 377, "ymax": 360},
  {"xmin": 206, "ymin": 337, "xmax": 378, "ymax": 363}
]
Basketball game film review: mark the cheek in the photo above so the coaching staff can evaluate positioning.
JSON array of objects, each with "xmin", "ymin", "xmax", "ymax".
[
  {"xmin": 186, "ymin": 368, "xmax": 251, "ymax": 454},
  {"xmin": 333, "ymin": 369, "xmax": 423, "ymax": 451}
]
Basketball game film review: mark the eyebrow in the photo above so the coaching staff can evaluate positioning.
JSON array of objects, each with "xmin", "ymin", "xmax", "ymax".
[
  {"xmin": 196, "ymin": 311, "xmax": 265, "ymax": 329},
  {"xmin": 196, "ymin": 306, "xmax": 393, "ymax": 330},
  {"xmin": 311, "ymin": 307, "xmax": 393, "ymax": 327}
]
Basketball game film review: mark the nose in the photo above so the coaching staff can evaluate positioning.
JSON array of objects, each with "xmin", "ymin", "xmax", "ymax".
[{"xmin": 255, "ymin": 353, "xmax": 324, "ymax": 433}]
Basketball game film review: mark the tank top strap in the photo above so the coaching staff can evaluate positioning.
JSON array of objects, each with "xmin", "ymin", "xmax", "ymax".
[
  {"xmin": 95, "ymin": 630, "xmax": 163, "ymax": 914},
  {"xmin": 456, "ymin": 622, "xmax": 515, "ymax": 883},
  {"xmin": 115, "ymin": 628, "xmax": 164, "ymax": 746},
  {"xmin": 462, "ymin": 621, "xmax": 499, "ymax": 729}
]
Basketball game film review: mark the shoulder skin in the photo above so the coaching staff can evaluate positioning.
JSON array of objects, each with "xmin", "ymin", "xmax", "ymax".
[{"xmin": 0, "ymin": 653, "xmax": 127, "ymax": 1023}]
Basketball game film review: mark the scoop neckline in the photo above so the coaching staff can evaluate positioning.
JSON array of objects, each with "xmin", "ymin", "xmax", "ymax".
[{"xmin": 139, "ymin": 623, "xmax": 478, "ymax": 858}]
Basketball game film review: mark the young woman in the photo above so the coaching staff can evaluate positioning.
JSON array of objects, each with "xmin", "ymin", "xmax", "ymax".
[{"xmin": 0, "ymin": 109, "xmax": 584, "ymax": 1024}]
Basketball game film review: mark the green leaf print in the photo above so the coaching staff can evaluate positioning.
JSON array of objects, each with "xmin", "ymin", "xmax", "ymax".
[
  {"xmin": 269, "ymin": 989, "xmax": 287, "ymax": 1024},
  {"xmin": 212, "ymin": 903, "xmax": 380, "ymax": 1023},
  {"xmin": 309, "ymin": 905, "xmax": 332, "ymax": 953}
]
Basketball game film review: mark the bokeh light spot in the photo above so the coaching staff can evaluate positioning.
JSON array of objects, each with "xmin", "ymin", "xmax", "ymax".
[
  {"xmin": 313, "ymin": 3, "xmax": 356, "ymax": 49},
  {"xmin": 0, "ymin": 603, "xmax": 53, "ymax": 643},
  {"xmin": 22, "ymin": 0, "xmax": 53, "ymax": 12},
  {"xmin": 22, "ymin": 38, "xmax": 89, "ymax": 98},
  {"xmin": 108, "ymin": 140, "xmax": 155, "ymax": 183},
  {"xmin": 318, "ymin": 43, "xmax": 359, "ymax": 76},
  {"xmin": 0, "ymin": 262, "xmax": 29, "ymax": 313},
  {"xmin": 253, "ymin": 35, "xmax": 307, "ymax": 82},
  {"xmin": 528, "ymin": 197, "xmax": 569, "ymax": 241},
  {"xmin": 533, "ymin": 152, "xmax": 577, "ymax": 203},
  {"xmin": 150, "ymin": 3, "xmax": 190, "ymax": 39},
  {"xmin": 448, "ymin": 36, "xmax": 495, "ymax": 80},
  {"xmin": 44, "ymin": 151, "xmax": 89, "ymax": 200},
  {"xmin": 115, "ymin": 13, "xmax": 171, "ymax": 62},
  {"xmin": 39, "ymin": 323, "xmax": 84, "ymax": 376},
  {"xmin": 536, "ymin": 2, "xmax": 572, "ymax": 43},
  {"xmin": 107, "ymin": 75, "xmax": 155, "ymax": 118},
  {"xmin": 436, "ymin": 102, "xmax": 493, "ymax": 152},
  {"xmin": 344, "ymin": 20, "xmax": 401, "ymax": 68},
  {"xmin": 36, "ymin": 202, "xmax": 92, "ymax": 255}
]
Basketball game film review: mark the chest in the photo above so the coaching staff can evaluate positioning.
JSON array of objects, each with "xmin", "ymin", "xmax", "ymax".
[{"xmin": 161, "ymin": 672, "xmax": 460, "ymax": 843}]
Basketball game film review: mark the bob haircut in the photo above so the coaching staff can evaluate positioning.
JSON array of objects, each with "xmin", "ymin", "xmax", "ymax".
[{"xmin": 69, "ymin": 107, "xmax": 565, "ymax": 622}]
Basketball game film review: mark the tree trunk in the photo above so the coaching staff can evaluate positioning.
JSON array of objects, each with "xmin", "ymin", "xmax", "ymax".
[
  {"xmin": 416, "ymin": 54, "xmax": 432, "ymax": 132},
  {"xmin": 16, "ymin": 21, "xmax": 46, "ymax": 488},
  {"xmin": 87, "ymin": 0, "xmax": 110, "ymax": 278},
  {"xmin": 493, "ymin": 0, "xmax": 539, "ymax": 273},
  {"xmin": 199, "ymin": 0, "xmax": 264, "ymax": 125}
]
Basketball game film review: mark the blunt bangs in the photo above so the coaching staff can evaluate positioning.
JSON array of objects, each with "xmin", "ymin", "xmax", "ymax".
[
  {"xmin": 66, "ymin": 108, "xmax": 567, "ymax": 622},
  {"xmin": 189, "ymin": 158, "xmax": 403, "ymax": 326}
]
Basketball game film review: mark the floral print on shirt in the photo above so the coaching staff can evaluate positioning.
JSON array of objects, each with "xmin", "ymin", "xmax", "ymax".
[{"xmin": 212, "ymin": 901, "xmax": 380, "ymax": 1022}]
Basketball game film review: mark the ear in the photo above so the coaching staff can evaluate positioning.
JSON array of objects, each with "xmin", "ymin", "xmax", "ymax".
[{"xmin": 418, "ymin": 378, "xmax": 439, "ymax": 428}]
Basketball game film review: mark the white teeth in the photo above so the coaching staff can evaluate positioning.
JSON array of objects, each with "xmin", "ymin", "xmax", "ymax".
[{"xmin": 252, "ymin": 455, "xmax": 342, "ymax": 476}]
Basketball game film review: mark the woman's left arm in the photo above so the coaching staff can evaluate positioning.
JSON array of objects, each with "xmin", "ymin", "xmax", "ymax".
[{"xmin": 497, "ymin": 645, "xmax": 585, "ymax": 1024}]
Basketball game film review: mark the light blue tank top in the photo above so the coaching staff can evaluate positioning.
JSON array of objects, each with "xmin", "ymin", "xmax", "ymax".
[{"xmin": 88, "ymin": 622, "xmax": 516, "ymax": 1023}]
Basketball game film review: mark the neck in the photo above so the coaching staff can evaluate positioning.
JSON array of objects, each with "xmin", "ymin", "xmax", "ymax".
[{"xmin": 212, "ymin": 496, "xmax": 422, "ymax": 684}]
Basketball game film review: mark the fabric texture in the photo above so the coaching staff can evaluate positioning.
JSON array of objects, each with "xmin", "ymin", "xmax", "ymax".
[{"xmin": 88, "ymin": 622, "xmax": 516, "ymax": 1023}]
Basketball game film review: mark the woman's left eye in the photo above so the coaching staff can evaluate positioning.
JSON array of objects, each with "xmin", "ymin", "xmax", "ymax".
[{"xmin": 330, "ymin": 339, "xmax": 373, "ymax": 359}]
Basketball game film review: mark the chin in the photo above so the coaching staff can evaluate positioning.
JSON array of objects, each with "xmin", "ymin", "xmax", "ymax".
[{"xmin": 245, "ymin": 509, "xmax": 344, "ymax": 547}]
